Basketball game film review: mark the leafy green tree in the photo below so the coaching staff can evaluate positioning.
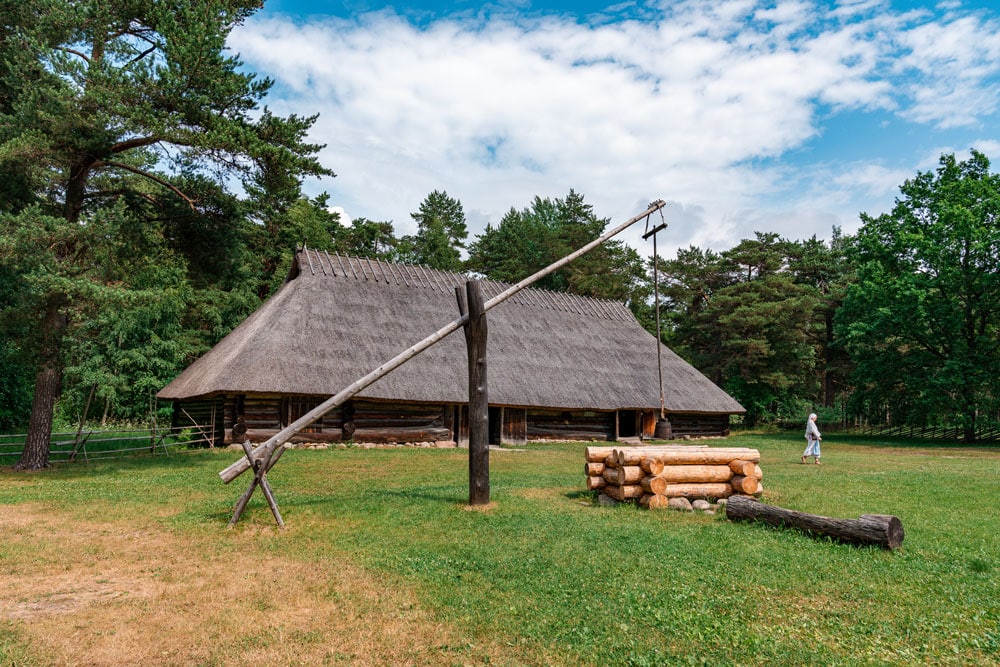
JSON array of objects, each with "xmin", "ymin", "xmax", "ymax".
[
  {"xmin": 466, "ymin": 190, "xmax": 647, "ymax": 305},
  {"xmin": 396, "ymin": 190, "xmax": 468, "ymax": 271},
  {"xmin": 0, "ymin": 0, "xmax": 331, "ymax": 468},
  {"xmin": 786, "ymin": 231, "xmax": 855, "ymax": 409},
  {"xmin": 836, "ymin": 151, "xmax": 1000, "ymax": 441},
  {"xmin": 657, "ymin": 233, "xmax": 830, "ymax": 426}
]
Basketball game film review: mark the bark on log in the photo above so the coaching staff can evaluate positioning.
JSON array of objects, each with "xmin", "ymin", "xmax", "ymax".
[
  {"xmin": 656, "ymin": 464, "xmax": 733, "ymax": 483},
  {"xmin": 730, "ymin": 475, "xmax": 759, "ymax": 494},
  {"xmin": 585, "ymin": 462, "xmax": 605, "ymax": 476},
  {"xmin": 586, "ymin": 476, "xmax": 607, "ymax": 491},
  {"xmin": 725, "ymin": 495, "xmax": 904, "ymax": 550},
  {"xmin": 662, "ymin": 483, "xmax": 733, "ymax": 499}
]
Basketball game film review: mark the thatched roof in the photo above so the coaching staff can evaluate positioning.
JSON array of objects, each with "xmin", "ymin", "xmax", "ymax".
[{"xmin": 158, "ymin": 250, "xmax": 744, "ymax": 415}]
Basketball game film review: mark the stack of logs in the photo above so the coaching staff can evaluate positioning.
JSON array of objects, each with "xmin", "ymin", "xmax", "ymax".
[{"xmin": 585, "ymin": 445, "xmax": 764, "ymax": 508}]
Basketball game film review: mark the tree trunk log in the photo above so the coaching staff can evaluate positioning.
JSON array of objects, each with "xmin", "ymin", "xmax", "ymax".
[
  {"xmin": 604, "ymin": 484, "xmax": 644, "ymax": 501},
  {"xmin": 725, "ymin": 495, "xmax": 904, "ymax": 550},
  {"xmin": 653, "ymin": 450, "xmax": 760, "ymax": 466},
  {"xmin": 586, "ymin": 476, "xmax": 607, "ymax": 491},
  {"xmin": 641, "ymin": 475, "xmax": 668, "ymax": 495},
  {"xmin": 640, "ymin": 457, "xmax": 665, "ymax": 475},
  {"xmin": 585, "ymin": 446, "xmax": 618, "ymax": 462},
  {"xmin": 662, "ymin": 483, "xmax": 733, "ymax": 499},
  {"xmin": 728, "ymin": 459, "xmax": 757, "ymax": 477},
  {"xmin": 656, "ymin": 464, "xmax": 733, "ymax": 483},
  {"xmin": 730, "ymin": 475, "xmax": 759, "ymax": 494},
  {"xmin": 585, "ymin": 462, "xmax": 605, "ymax": 476},
  {"xmin": 603, "ymin": 465, "xmax": 644, "ymax": 486},
  {"xmin": 612, "ymin": 446, "xmax": 760, "ymax": 466},
  {"xmin": 639, "ymin": 493, "xmax": 670, "ymax": 509}
]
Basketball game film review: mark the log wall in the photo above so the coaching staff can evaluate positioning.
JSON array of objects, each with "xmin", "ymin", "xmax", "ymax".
[
  {"xmin": 527, "ymin": 409, "xmax": 615, "ymax": 441},
  {"xmin": 172, "ymin": 395, "xmax": 736, "ymax": 447}
]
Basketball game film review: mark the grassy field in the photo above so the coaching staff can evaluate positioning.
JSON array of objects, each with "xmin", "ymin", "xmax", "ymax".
[{"xmin": 1, "ymin": 433, "xmax": 998, "ymax": 666}]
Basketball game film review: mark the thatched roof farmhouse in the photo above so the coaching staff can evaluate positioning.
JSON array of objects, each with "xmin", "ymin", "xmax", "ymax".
[{"xmin": 157, "ymin": 250, "xmax": 744, "ymax": 445}]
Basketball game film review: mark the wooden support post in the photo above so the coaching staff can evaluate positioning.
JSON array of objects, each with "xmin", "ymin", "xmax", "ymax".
[{"xmin": 458, "ymin": 281, "xmax": 489, "ymax": 505}]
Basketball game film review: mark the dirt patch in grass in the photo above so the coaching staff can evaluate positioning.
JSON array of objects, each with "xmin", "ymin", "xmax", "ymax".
[{"xmin": 0, "ymin": 503, "xmax": 510, "ymax": 666}]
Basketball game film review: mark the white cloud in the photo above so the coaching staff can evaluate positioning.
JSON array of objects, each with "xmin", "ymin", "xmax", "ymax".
[{"xmin": 230, "ymin": 0, "xmax": 1000, "ymax": 252}]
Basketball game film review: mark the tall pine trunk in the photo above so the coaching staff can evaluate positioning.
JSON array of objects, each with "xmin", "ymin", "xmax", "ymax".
[{"xmin": 15, "ymin": 295, "xmax": 67, "ymax": 470}]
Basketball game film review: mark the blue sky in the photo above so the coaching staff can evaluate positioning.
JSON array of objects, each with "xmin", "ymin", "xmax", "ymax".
[{"xmin": 230, "ymin": 0, "xmax": 1000, "ymax": 255}]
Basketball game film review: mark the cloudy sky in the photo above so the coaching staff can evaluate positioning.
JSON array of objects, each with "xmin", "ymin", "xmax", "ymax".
[{"xmin": 230, "ymin": 0, "xmax": 1000, "ymax": 256}]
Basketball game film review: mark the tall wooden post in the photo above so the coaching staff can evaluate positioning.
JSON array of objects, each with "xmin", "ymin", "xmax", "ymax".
[{"xmin": 457, "ymin": 280, "xmax": 489, "ymax": 505}]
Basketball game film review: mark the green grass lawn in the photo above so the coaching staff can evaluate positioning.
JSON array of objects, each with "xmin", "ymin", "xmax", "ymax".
[{"xmin": 2, "ymin": 433, "xmax": 998, "ymax": 665}]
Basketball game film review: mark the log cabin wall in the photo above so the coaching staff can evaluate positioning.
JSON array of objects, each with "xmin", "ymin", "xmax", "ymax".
[
  {"xmin": 526, "ymin": 408, "xmax": 615, "ymax": 441},
  {"xmin": 665, "ymin": 414, "xmax": 731, "ymax": 438},
  {"xmin": 349, "ymin": 400, "xmax": 452, "ymax": 443},
  {"xmin": 172, "ymin": 397, "xmax": 731, "ymax": 446},
  {"xmin": 501, "ymin": 407, "xmax": 528, "ymax": 446},
  {"xmin": 219, "ymin": 395, "xmax": 453, "ymax": 444}
]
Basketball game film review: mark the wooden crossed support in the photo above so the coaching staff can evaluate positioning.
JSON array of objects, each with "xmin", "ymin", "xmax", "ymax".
[{"xmin": 228, "ymin": 435, "xmax": 289, "ymax": 528}]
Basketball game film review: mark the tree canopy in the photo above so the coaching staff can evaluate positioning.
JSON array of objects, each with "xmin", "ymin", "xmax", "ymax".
[
  {"xmin": 466, "ymin": 190, "xmax": 647, "ymax": 306},
  {"xmin": 0, "ymin": 0, "xmax": 332, "ymax": 468},
  {"xmin": 836, "ymin": 151, "xmax": 1000, "ymax": 442}
]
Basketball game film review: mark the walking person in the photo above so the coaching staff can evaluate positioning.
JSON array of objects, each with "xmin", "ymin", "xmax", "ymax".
[{"xmin": 802, "ymin": 413, "xmax": 822, "ymax": 464}]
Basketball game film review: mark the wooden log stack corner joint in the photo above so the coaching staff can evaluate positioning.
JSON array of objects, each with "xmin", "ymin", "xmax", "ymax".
[
  {"xmin": 585, "ymin": 445, "xmax": 764, "ymax": 507},
  {"xmin": 725, "ymin": 494, "xmax": 904, "ymax": 551}
]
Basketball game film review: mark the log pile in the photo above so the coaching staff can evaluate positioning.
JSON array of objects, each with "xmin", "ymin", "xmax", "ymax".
[{"xmin": 585, "ymin": 445, "xmax": 764, "ymax": 507}]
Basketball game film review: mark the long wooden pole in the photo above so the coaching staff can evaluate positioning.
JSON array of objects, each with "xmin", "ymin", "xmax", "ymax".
[
  {"xmin": 461, "ymin": 281, "xmax": 489, "ymax": 505},
  {"xmin": 219, "ymin": 199, "xmax": 667, "ymax": 485}
]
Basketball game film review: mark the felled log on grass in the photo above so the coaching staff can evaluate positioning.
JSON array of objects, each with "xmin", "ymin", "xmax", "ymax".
[{"xmin": 726, "ymin": 495, "xmax": 904, "ymax": 550}]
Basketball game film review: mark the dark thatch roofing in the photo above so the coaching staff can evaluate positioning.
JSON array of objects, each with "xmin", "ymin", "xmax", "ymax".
[{"xmin": 158, "ymin": 250, "xmax": 744, "ymax": 415}]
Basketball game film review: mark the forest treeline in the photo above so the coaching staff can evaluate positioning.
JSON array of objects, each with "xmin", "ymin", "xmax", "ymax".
[{"xmin": 1, "ymin": 2, "xmax": 998, "ymax": 471}]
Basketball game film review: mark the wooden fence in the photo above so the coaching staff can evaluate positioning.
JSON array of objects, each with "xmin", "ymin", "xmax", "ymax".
[
  {"xmin": 775, "ymin": 421, "xmax": 1000, "ymax": 443},
  {"xmin": 0, "ymin": 425, "xmax": 215, "ymax": 464}
]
